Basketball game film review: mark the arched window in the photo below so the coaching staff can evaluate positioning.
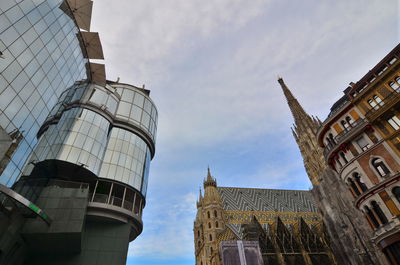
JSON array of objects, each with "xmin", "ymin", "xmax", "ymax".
[
  {"xmin": 393, "ymin": 187, "xmax": 400, "ymax": 204},
  {"xmin": 364, "ymin": 205, "xmax": 379, "ymax": 228},
  {"xmin": 339, "ymin": 152, "xmax": 348, "ymax": 164},
  {"xmin": 371, "ymin": 201, "xmax": 388, "ymax": 225},
  {"xmin": 215, "ymin": 221, "xmax": 219, "ymax": 228},
  {"xmin": 198, "ymin": 230, "xmax": 200, "ymax": 237},
  {"xmin": 325, "ymin": 137, "xmax": 332, "ymax": 147},
  {"xmin": 207, "ymin": 211, "xmax": 210, "ymax": 218},
  {"xmin": 341, "ymin": 120, "xmax": 350, "ymax": 131},
  {"xmin": 336, "ymin": 157, "xmax": 343, "ymax": 168},
  {"xmin": 347, "ymin": 179, "xmax": 361, "ymax": 196},
  {"xmin": 328, "ymin": 133, "xmax": 335, "ymax": 144},
  {"xmin": 209, "ymin": 234, "xmax": 212, "ymax": 241},
  {"xmin": 346, "ymin": 116, "xmax": 354, "ymax": 126},
  {"xmin": 353, "ymin": 173, "xmax": 368, "ymax": 192},
  {"xmin": 214, "ymin": 210, "xmax": 217, "ymax": 218},
  {"xmin": 372, "ymin": 158, "xmax": 390, "ymax": 177},
  {"xmin": 208, "ymin": 222, "xmax": 211, "ymax": 229}
]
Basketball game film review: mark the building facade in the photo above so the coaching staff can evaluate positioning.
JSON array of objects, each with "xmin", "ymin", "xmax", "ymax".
[
  {"xmin": 280, "ymin": 44, "xmax": 400, "ymax": 265},
  {"xmin": 0, "ymin": 0, "xmax": 91, "ymax": 186},
  {"xmin": 0, "ymin": 0, "xmax": 158, "ymax": 264},
  {"xmin": 194, "ymin": 169, "xmax": 337, "ymax": 265}
]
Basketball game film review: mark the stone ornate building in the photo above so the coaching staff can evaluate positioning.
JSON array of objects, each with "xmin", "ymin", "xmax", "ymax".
[
  {"xmin": 193, "ymin": 169, "xmax": 337, "ymax": 265},
  {"xmin": 280, "ymin": 44, "xmax": 400, "ymax": 264}
]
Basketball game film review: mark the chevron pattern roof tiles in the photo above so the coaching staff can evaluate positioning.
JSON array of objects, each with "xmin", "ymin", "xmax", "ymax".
[{"xmin": 217, "ymin": 187, "xmax": 318, "ymax": 213}]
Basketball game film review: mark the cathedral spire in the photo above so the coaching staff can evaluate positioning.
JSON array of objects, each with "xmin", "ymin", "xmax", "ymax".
[
  {"xmin": 278, "ymin": 77, "xmax": 310, "ymax": 128},
  {"xmin": 278, "ymin": 77, "xmax": 326, "ymax": 185},
  {"xmin": 204, "ymin": 167, "xmax": 216, "ymax": 188},
  {"xmin": 197, "ymin": 187, "xmax": 203, "ymax": 208}
]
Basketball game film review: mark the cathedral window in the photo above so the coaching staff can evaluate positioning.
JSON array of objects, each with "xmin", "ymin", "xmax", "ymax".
[
  {"xmin": 214, "ymin": 210, "xmax": 217, "ymax": 218},
  {"xmin": 371, "ymin": 201, "xmax": 388, "ymax": 225},
  {"xmin": 371, "ymin": 158, "xmax": 390, "ymax": 177},
  {"xmin": 392, "ymin": 187, "xmax": 400, "ymax": 204},
  {"xmin": 208, "ymin": 222, "xmax": 211, "ymax": 229},
  {"xmin": 207, "ymin": 211, "xmax": 210, "ymax": 218},
  {"xmin": 215, "ymin": 221, "xmax": 219, "ymax": 228},
  {"xmin": 209, "ymin": 234, "xmax": 212, "ymax": 241},
  {"xmin": 388, "ymin": 115, "xmax": 400, "ymax": 130},
  {"xmin": 198, "ymin": 231, "xmax": 200, "ymax": 237}
]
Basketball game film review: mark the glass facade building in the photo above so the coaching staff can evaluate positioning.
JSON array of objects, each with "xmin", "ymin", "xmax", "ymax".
[
  {"xmin": 0, "ymin": 0, "xmax": 88, "ymax": 186},
  {"xmin": 26, "ymin": 81, "xmax": 157, "ymax": 199},
  {"xmin": 0, "ymin": 0, "xmax": 158, "ymax": 264}
]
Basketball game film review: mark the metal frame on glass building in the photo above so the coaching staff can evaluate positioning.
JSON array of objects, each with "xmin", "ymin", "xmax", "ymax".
[{"xmin": 0, "ymin": 0, "xmax": 158, "ymax": 264}]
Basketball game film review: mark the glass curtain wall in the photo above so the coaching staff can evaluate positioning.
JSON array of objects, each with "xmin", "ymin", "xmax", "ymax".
[{"xmin": 0, "ymin": 0, "xmax": 88, "ymax": 186}]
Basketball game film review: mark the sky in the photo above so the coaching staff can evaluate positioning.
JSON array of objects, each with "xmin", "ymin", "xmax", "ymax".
[{"xmin": 91, "ymin": 0, "xmax": 399, "ymax": 264}]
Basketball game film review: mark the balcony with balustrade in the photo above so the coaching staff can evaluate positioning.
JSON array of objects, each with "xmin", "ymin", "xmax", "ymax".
[{"xmin": 323, "ymin": 118, "xmax": 368, "ymax": 159}]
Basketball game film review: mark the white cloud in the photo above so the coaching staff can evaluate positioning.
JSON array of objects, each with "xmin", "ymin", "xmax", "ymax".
[
  {"xmin": 92, "ymin": 0, "xmax": 268, "ymax": 84},
  {"xmin": 128, "ymin": 192, "xmax": 197, "ymax": 259},
  {"xmin": 90, "ymin": 0, "xmax": 399, "ymax": 263}
]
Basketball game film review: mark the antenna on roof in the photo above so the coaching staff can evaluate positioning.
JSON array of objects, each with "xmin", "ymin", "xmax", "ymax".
[{"xmin": 116, "ymin": 77, "xmax": 120, "ymax": 83}]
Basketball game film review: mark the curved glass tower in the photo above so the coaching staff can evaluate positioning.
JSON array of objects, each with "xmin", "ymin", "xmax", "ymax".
[
  {"xmin": 0, "ymin": 1, "xmax": 158, "ymax": 264},
  {"xmin": 0, "ymin": 0, "xmax": 89, "ymax": 186},
  {"xmin": 23, "ymin": 81, "xmax": 157, "ymax": 239}
]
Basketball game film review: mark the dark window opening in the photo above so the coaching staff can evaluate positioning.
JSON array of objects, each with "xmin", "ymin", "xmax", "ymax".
[{"xmin": 372, "ymin": 158, "xmax": 390, "ymax": 177}]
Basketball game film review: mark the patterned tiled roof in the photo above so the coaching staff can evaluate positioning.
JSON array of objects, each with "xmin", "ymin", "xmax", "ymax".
[{"xmin": 217, "ymin": 187, "xmax": 318, "ymax": 213}]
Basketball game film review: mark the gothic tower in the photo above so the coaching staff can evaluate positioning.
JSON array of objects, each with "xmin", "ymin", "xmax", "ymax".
[
  {"xmin": 278, "ymin": 77, "xmax": 387, "ymax": 265},
  {"xmin": 278, "ymin": 77, "xmax": 326, "ymax": 185},
  {"xmin": 194, "ymin": 168, "xmax": 225, "ymax": 265}
]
